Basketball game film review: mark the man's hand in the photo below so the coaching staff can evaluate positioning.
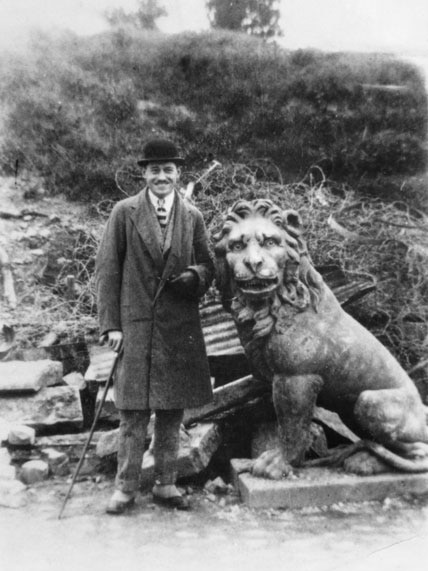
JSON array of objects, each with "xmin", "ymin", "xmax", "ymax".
[
  {"xmin": 168, "ymin": 270, "xmax": 199, "ymax": 299},
  {"xmin": 104, "ymin": 330, "xmax": 123, "ymax": 353}
]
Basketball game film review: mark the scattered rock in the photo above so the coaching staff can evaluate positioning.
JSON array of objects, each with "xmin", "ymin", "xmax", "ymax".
[
  {"xmin": 0, "ymin": 360, "xmax": 63, "ymax": 392},
  {"xmin": 41, "ymin": 448, "xmax": 70, "ymax": 476},
  {"xmin": 204, "ymin": 476, "xmax": 229, "ymax": 495},
  {"xmin": 0, "ymin": 480, "xmax": 27, "ymax": 508},
  {"xmin": 0, "ymin": 464, "xmax": 16, "ymax": 480},
  {"xmin": 20, "ymin": 460, "xmax": 49, "ymax": 485},
  {"xmin": 63, "ymin": 371, "xmax": 86, "ymax": 391},
  {"xmin": 8, "ymin": 424, "xmax": 36, "ymax": 446}
]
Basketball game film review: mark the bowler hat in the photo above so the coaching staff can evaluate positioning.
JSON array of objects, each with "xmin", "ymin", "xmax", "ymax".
[{"xmin": 137, "ymin": 139, "xmax": 184, "ymax": 166}]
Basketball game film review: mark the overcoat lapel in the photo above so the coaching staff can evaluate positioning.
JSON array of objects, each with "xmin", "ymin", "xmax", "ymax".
[
  {"xmin": 161, "ymin": 192, "xmax": 193, "ymax": 282},
  {"xmin": 131, "ymin": 189, "xmax": 164, "ymax": 274}
]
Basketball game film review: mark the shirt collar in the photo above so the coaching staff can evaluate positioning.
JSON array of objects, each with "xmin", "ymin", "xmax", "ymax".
[{"xmin": 148, "ymin": 188, "xmax": 175, "ymax": 213}]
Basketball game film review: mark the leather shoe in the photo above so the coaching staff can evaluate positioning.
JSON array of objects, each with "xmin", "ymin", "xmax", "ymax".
[
  {"xmin": 152, "ymin": 494, "xmax": 190, "ymax": 510},
  {"xmin": 106, "ymin": 496, "xmax": 135, "ymax": 515}
]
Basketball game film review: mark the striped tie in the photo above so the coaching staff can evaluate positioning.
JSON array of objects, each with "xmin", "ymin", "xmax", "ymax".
[{"xmin": 156, "ymin": 198, "xmax": 167, "ymax": 229}]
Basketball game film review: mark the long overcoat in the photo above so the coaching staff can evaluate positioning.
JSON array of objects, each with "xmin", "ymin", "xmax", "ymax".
[{"xmin": 95, "ymin": 189, "xmax": 214, "ymax": 410}]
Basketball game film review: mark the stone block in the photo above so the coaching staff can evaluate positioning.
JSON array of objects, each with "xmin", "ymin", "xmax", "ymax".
[
  {"xmin": 230, "ymin": 460, "xmax": 428, "ymax": 509},
  {"xmin": 20, "ymin": 460, "xmax": 49, "ymax": 485},
  {"xmin": 140, "ymin": 422, "xmax": 222, "ymax": 488},
  {"xmin": 96, "ymin": 387, "xmax": 119, "ymax": 422},
  {"xmin": 8, "ymin": 424, "xmax": 36, "ymax": 446},
  {"xmin": 63, "ymin": 372, "xmax": 86, "ymax": 391},
  {"xmin": 0, "ymin": 386, "xmax": 83, "ymax": 430},
  {"xmin": 0, "ymin": 360, "xmax": 63, "ymax": 392},
  {"xmin": 0, "ymin": 480, "xmax": 27, "ymax": 508}
]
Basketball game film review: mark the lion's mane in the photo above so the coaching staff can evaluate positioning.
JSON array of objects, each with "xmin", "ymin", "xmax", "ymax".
[{"xmin": 213, "ymin": 199, "xmax": 323, "ymax": 313}]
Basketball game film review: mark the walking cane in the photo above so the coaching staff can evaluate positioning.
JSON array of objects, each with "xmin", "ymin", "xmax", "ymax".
[{"xmin": 58, "ymin": 348, "xmax": 120, "ymax": 519}]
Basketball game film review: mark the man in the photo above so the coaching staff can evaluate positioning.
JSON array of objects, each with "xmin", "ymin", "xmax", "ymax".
[{"xmin": 96, "ymin": 139, "xmax": 214, "ymax": 514}]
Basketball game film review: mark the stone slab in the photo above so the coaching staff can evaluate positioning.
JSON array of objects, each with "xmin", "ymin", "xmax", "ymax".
[
  {"xmin": 36, "ymin": 432, "xmax": 102, "ymax": 461},
  {"xmin": 140, "ymin": 422, "xmax": 222, "ymax": 487},
  {"xmin": 230, "ymin": 459, "xmax": 428, "ymax": 509},
  {"xmin": 0, "ymin": 386, "xmax": 83, "ymax": 431},
  {"xmin": 0, "ymin": 360, "xmax": 63, "ymax": 392}
]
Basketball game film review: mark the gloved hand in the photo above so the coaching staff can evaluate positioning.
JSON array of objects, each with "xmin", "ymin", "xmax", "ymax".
[{"xmin": 168, "ymin": 270, "xmax": 199, "ymax": 299}]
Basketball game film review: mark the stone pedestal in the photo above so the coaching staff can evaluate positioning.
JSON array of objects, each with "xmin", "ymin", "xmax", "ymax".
[{"xmin": 230, "ymin": 459, "xmax": 428, "ymax": 509}]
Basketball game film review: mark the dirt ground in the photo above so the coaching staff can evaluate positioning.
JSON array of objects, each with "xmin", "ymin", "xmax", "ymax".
[
  {"xmin": 1, "ymin": 475, "xmax": 428, "ymax": 571},
  {"xmin": 2, "ymin": 177, "xmax": 428, "ymax": 571}
]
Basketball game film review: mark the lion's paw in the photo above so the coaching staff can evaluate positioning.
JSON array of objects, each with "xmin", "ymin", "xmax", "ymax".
[
  {"xmin": 251, "ymin": 449, "xmax": 293, "ymax": 480},
  {"xmin": 343, "ymin": 451, "xmax": 390, "ymax": 476}
]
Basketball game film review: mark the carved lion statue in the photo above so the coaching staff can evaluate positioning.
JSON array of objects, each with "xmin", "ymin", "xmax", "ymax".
[{"xmin": 214, "ymin": 199, "xmax": 428, "ymax": 478}]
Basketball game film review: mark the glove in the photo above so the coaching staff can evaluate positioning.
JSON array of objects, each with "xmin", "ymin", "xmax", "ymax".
[{"xmin": 168, "ymin": 270, "xmax": 199, "ymax": 299}]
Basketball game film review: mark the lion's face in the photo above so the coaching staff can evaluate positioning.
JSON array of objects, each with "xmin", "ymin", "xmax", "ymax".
[{"xmin": 224, "ymin": 214, "xmax": 291, "ymax": 300}]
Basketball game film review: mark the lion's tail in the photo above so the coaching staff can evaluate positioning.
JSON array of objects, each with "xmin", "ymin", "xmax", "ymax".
[
  {"xmin": 305, "ymin": 440, "xmax": 428, "ymax": 473},
  {"xmin": 362, "ymin": 440, "xmax": 428, "ymax": 473}
]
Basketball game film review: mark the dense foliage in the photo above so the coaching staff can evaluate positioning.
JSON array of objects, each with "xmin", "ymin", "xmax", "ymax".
[{"xmin": 0, "ymin": 29, "xmax": 426, "ymax": 203}]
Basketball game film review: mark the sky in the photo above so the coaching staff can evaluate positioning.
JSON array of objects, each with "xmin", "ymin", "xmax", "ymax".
[{"xmin": 1, "ymin": 0, "xmax": 428, "ymax": 55}]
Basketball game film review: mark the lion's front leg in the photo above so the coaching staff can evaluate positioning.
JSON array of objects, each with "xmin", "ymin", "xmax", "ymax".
[{"xmin": 252, "ymin": 374, "xmax": 324, "ymax": 479}]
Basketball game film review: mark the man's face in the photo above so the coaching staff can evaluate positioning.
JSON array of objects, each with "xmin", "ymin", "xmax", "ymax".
[{"xmin": 142, "ymin": 161, "xmax": 180, "ymax": 198}]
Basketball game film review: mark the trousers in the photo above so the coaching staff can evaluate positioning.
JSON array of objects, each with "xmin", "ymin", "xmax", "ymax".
[{"xmin": 115, "ymin": 408, "xmax": 184, "ymax": 493}]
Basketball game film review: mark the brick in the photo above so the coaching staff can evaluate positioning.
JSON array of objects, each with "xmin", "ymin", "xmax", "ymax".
[{"xmin": 230, "ymin": 460, "xmax": 428, "ymax": 509}]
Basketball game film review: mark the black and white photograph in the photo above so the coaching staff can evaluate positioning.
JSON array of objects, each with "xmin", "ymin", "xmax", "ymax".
[{"xmin": 0, "ymin": 1, "xmax": 427, "ymax": 570}]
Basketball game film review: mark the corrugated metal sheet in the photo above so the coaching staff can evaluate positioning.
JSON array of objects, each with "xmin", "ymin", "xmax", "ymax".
[{"xmin": 200, "ymin": 300, "xmax": 244, "ymax": 357}]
